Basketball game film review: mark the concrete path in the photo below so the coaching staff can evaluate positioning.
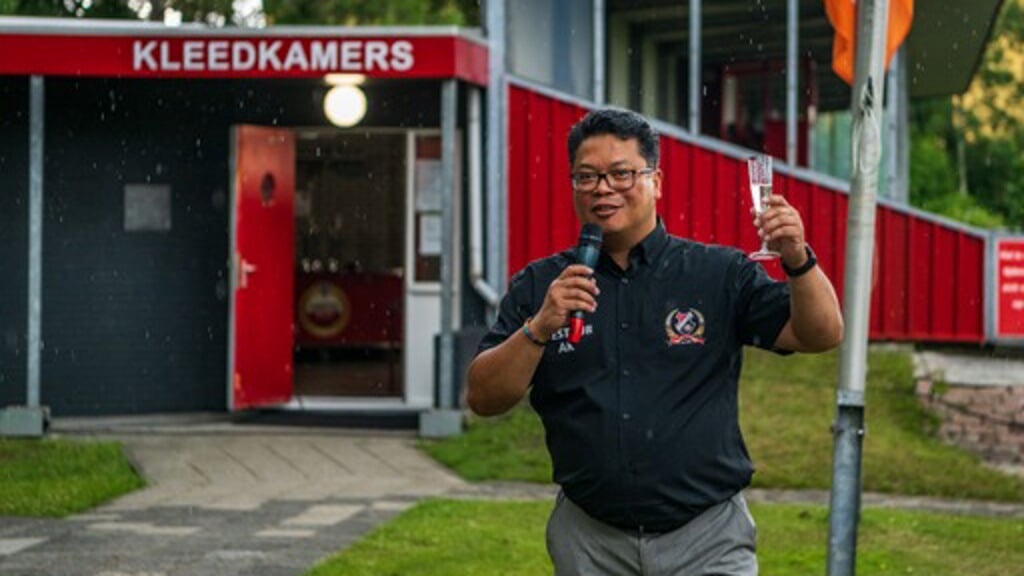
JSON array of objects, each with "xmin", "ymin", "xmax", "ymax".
[
  {"xmin": 2, "ymin": 415, "xmax": 1023, "ymax": 575},
  {"xmin": 0, "ymin": 420, "xmax": 467, "ymax": 576}
]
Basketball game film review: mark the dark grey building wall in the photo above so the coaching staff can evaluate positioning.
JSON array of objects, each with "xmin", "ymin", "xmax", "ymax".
[
  {"xmin": 0, "ymin": 76, "xmax": 441, "ymax": 416},
  {"xmin": 0, "ymin": 78, "xmax": 29, "ymax": 407}
]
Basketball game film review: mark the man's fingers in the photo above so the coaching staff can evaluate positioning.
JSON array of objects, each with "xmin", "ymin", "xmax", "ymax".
[
  {"xmin": 558, "ymin": 275, "xmax": 600, "ymax": 294},
  {"xmin": 560, "ymin": 264, "xmax": 594, "ymax": 278}
]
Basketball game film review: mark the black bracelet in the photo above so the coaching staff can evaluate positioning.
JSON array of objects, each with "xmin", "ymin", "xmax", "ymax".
[
  {"xmin": 782, "ymin": 245, "xmax": 817, "ymax": 278},
  {"xmin": 522, "ymin": 318, "xmax": 548, "ymax": 346}
]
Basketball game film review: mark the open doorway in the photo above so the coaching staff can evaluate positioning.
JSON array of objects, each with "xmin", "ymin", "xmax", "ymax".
[{"xmin": 292, "ymin": 130, "xmax": 407, "ymax": 398}]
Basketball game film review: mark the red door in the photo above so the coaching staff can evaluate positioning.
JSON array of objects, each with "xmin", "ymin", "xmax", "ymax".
[{"xmin": 230, "ymin": 125, "xmax": 295, "ymax": 410}]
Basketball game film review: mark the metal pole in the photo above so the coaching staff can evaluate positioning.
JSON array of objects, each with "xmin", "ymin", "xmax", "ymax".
[
  {"xmin": 1, "ymin": 75, "xmax": 47, "ymax": 437},
  {"xmin": 485, "ymin": 0, "xmax": 507, "ymax": 311},
  {"xmin": 786, "ymin": 0, "xmax": 799, "ymax": 165},
  {"xmin": 27, "ymin": 75, "xmax": 44, "ymax": 409},
  {"xmin": 828, "ymin": 0, "xmax": 890, "ymax": 574},
  {"xmin": 895, "ymin": 47, "xmax": 910, "ymax": 204},
  {"xmin": 439, "ymin": 79, "xmax": 457, "ymax": 411},
  {"xmin": 885, "ymin": 52, "xmax": 898, "ymax": 201},
  {"xmin": 593, "ymin": 0, "xmax": 606, "ymax": 104},
  {"xmin": 688, "ymin": 0, "xmax": 701, "ymax": 134}
]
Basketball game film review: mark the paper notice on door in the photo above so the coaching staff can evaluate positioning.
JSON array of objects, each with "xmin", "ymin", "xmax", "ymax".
[
  {"xmin": 415, "ymin": 159, "xmax": 443, "ymax": 212},
  {"xmin": 419, "ymin": 214, "xmax": 442, "ymax": 256}
]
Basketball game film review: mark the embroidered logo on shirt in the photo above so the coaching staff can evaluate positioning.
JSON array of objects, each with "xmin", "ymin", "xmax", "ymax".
[{"xmin": 665, "ymin": 308, "xmax": 706, "ymax": 346}]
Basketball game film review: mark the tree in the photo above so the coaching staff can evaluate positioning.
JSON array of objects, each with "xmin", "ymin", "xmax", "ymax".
[
  {"xmin": 907, "ymin": 0, "xmax": 1024, "ymax": 230},
  {"xmin": 261, "ymin": 0, "xmax": 478, "ymax": 26},
  {"xmin": 0, "ymin": 0, "xmax": 136, "ymax": 18},
  {"xmin": 959, "ymin": 0, "xmax": 1024, "ymax": 228},
  {"xmin": 0, "ymin": 0, "xmax": 480, "ymax": 26}
]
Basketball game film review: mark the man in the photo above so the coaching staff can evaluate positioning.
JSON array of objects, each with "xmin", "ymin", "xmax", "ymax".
[{"xmin": 466, "ymin": 108, "xmax": 843, "ymax": 575}]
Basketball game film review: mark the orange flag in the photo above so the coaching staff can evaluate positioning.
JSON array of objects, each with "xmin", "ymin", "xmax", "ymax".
[{"xmin": 825, "ymin": 0, "xmax": 914, "ymax": 85}]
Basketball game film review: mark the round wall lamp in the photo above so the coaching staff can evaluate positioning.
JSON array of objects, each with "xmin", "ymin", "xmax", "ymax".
[{"xmin": 323, "ymin": 83, "xmax": 367, "ymax": 127}]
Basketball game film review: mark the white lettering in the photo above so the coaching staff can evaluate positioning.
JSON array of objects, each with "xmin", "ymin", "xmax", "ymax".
[
  {"xmin": 365, "ymin": 41, "xmax": 389, "ymax": 71},
  {"xmin": 133, "ymin": 40, "xmax": 158, "ymax": 70},
  {"xmin": 558, "ymin": 341, "xmax": 575, "ymax": 354},
  {"xmin": 259, "ymin": 40, "xmax": 283, "ymax": 70},
  {"xmin": 1003, "ymin": 266, "xmax": 1024, "ymax": 278},
  {"xmin": 391, "ymin": 40, "xmax": 413, "ymax": 71},
  {"xmin": 1012, "ymin": 299, "xmax": 1024, "ymax": 311},
  {"xmin": 131, "ymin": 38, "xmax": 420, "ymax": 75},
  {"xmin": 233, "ymin": 42, "xmax": 256, "ymax": 70},
  {"xmin": 309, "ymin": 40, "xmax": 337, "ymax": 70},
  {"xmin": 340, "ymin": 41, "xmax": 363, "ymax": 70},
  {"xmin": 183, "ymin": 41, "xmax": 204, "ymax": 71},
  {"xmin": 283, "ymin": 40, "xmax": 309, "ymax": 70},
  {"xmin": 1001, "ymin": 249, "xmax": 1024, "ymax": 261},
  {"xmin": 208, "ymin": 41, "xmax": 229, "ymax": 71},
  {"xmin": 159, "ymin": 41, "xmax": 181, "ymax": 71}
]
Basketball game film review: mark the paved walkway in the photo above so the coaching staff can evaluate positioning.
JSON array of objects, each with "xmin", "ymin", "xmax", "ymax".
[
  {"xmin": 2, "ymin": 416, "xmax": 1023, "ymax": 576},
  {"xmin": 0, "ymin": 419, "xmax": 467, "ymax": 576}
]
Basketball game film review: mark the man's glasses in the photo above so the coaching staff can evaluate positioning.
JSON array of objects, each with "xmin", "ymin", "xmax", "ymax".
[{"xmin": 570, "ymin": 168, "xmax": 655, "ymax": 193}]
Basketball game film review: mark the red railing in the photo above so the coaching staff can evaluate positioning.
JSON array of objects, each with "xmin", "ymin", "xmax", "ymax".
[{"xmin": 507, "ymin": 79, "xmax": 987, "ymax": 344}]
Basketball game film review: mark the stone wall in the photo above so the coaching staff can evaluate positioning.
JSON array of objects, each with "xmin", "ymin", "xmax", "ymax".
[{"xmin": 915, "ymin": 363, "xmax": 1024, "ymax": 465}]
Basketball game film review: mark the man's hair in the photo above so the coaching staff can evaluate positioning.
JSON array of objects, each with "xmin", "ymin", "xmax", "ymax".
[{"xmin": 567, "ymin": 108, "xmax": 660, "ymax": 169}]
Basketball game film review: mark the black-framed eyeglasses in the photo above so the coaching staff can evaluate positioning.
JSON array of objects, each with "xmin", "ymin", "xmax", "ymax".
[{"xmin": 570, "ymin": 168, "xmax": 656, "ymax": 193}]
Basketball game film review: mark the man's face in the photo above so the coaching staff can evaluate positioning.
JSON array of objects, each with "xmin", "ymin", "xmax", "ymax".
[{"xmin": 571, "ymin": 134, "xmax": 662, "ymax": 249}]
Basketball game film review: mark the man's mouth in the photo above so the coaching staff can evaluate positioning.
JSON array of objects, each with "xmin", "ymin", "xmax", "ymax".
[{"xmin": 592, "ymin": 204, "xmax": 620, "ymax": 217}]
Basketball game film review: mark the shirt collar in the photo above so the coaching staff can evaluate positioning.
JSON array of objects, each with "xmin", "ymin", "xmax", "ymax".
[{"xmin": 630, "ymin": 218, "xmax": 670, "ymax": 266}]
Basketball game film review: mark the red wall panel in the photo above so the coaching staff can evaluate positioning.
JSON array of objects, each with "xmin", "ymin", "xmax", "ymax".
[
  {"xmin": 879, "ymin": 210, "xmax": 909, "ymax": 337},
  {"xmin": 907, "ymin": 220, "xmax": 934, "ymax": 338},
  {"xmin": 690, "ymin": 147, "xmax": 715, "ymax": 243},
  {"xmin": 956, "ymin": 236, "xmax": 984, "ymax": 340},
  {"xmin": 507, "ymin": 85, "xmax": 987, "ymax": 344}
]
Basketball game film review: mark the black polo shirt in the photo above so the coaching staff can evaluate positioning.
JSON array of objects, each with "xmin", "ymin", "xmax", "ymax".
[{"xmin": 477, "ymin": 222, "xmax": 791, "ymax": 533}]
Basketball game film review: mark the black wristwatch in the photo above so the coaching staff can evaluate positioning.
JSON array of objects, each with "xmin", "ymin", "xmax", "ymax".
[{"xmin": 782, "ymin": 245, "xmax": 817, "ymax": 277}]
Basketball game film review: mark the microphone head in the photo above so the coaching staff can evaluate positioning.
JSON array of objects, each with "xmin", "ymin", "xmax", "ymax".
[
  {"xmin": 579, "ymin": 222, "xmax": 603, "ymax": 247},
  {"xmin": 575, "ymin": 223, "xmax": 603, "ymax": 269}
]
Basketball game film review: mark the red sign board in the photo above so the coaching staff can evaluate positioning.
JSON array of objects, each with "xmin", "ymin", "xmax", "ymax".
[
  {"xmin": 0, "ymin": 30, "xmax": 487, "ymax": 85},
  {"xmin": 996, "ymin": 238, "xmax": 1024, "ymax": 339}
]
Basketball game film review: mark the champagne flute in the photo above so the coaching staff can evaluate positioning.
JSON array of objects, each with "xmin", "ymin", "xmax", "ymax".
[{"xmin": 747, "ymin": 155, "xmax": 780, "ymax": 261}]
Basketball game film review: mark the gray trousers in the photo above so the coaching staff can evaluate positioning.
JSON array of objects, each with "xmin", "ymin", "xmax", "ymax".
[{"xmin": 546, "ymin": 491, "xmax": 758, "ymax": 576}]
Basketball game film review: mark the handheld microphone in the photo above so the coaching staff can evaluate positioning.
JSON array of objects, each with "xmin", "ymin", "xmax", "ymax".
[{"xmin": 568, "ymin": 223, "xmax": 603, "ymax": 344}]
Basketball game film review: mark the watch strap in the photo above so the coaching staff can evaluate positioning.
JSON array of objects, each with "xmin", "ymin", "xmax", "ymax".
[{"xmin": 782, "ymin": 245, "xmax": 817, "ymax": 277}]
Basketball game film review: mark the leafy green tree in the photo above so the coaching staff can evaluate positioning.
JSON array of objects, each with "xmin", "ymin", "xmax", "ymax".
[
  {"xmin": 261, "ymin": 0, "xmax": 478, "ymax": 26},
  {"xmin": 908, "ymin": 0, "xmax": 1023, "ymax": 229},
  {"xmin": 0, "ymin": 0, "xmax": 135, "ymax": 18},
  {"xmin": 959, "ymin": 0, "xmax": 1024, "ymax": 229},
  {"xmin": 0, "ymin": 0, "xmax": 480, "ymax": 25}
]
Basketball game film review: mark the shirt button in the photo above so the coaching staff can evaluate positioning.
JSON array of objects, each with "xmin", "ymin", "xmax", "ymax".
[
  {"xmin": 621, "ymin": 278, "xmax": 629, "ymax": 285},
  {"xmin": 622, "ymin": 413, "xmax": 631, "ymax": 421},
  {"xmin": 620, "ymin": 322, "xmax": 629, "ymax": 330},
  {"xmin": 622, "ymin": 369, "xmax": 630, "ymax": 377}
]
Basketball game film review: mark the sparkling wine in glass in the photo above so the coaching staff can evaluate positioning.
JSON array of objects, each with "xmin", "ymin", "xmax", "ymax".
[{"xmin": 747, "ymin": 155, "xmax": 780, "ymax": 261}]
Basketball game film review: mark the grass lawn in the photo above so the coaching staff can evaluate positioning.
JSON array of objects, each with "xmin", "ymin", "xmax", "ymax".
[
  {"xmin": 424, "ymin": 348, "xmax": 1024, "ymax": 501},
  {"xmin": 0, "ymin": 437, "xmax": 144, "ymax": 517},
  {"xmin": 306, "ymin": 499, "xmax": 1024, "ymax": 576}
]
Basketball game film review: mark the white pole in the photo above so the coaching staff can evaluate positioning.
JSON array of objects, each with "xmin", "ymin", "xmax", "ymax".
[
  {"xmin": 593, "ymin": 0, "xmax": 605, "ymax": 104},
  {"xmin": 688, "ymin": 0, "xmax": 701, "ymax": 134},
  {"xmin": 828, "ymin": 0, "xmax": 890, "ymax": 574},
  {"xmin": 27, "ymin": 75, "xmax": 44, "ymax": 409},
  {"xmin": 485, "ymin": 0, "xmax": 507, "ymax": 310},
  {"xmin": 786, "ymin": 0, "xmax": 799, "ymax": 165}
]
